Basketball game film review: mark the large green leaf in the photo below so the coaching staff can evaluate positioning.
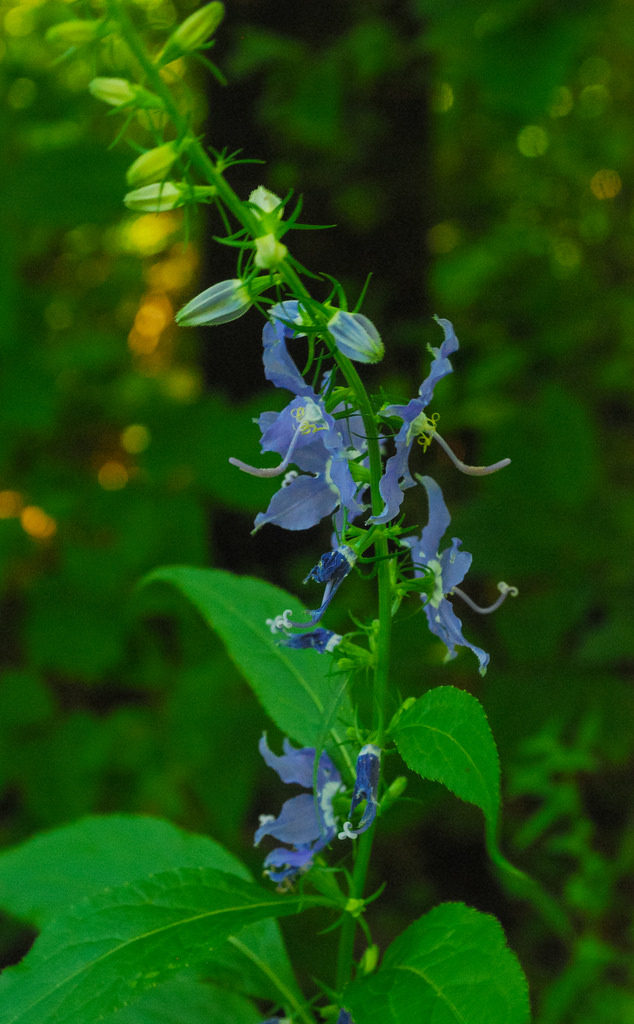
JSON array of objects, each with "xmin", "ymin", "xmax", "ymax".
[
  {"xmin": 393, "ymin": 685, "xmax": 500, "ymax": 846},
  {"xmin": 0, "ymin": 867, "xmax": 313, "ymax": 1024},
  {"xmin": 144, "ymin": 566, "xmax": 354, "ymax": 767},
  {"xmin": 0, "ymin": 816, "xmax": 299, "ymax": 1006},
  {"xmin": 343, "ymin": 902, "xmax": 530, "ymax": 1024},
  {"xmin": 109, "ymin": 972, "xmax": 261, "ymax": 1024}
]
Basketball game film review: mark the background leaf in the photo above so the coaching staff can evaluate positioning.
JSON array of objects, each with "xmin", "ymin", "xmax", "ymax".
[
  {"xmin": 344, "ymin": 901, "xmax": 530, "ymax": 1024},
  {"xmin": 144, "ymin": 566, "xmax": 354, "ymax": 766}
]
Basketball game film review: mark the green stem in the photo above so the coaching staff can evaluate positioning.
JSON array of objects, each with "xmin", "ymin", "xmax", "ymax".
[{"xmin": 108, "ymin": 2, "xmax": 394, "ymax": 998}]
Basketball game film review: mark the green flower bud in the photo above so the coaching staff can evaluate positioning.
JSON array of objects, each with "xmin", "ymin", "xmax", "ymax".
[
  {"xmin": 126, "ymin": 142, "xmax": 180, "ymax": 188},
  {"xmin": 359, "ymin": 943, "xmax": 380, "ymax": 975},
  {"xmin": 175, "ymin": 279, "xmax": 252, "ymax": 327},
  {"xmin": 249, "ymin": 185, "xmax": 283, "ymax": 216},
  {"xmin": 123, "ymin": 182, "xmax": 216, "ymax": 212},
  {"xmin": 88, "ymin": 77, "xmax": 163, "ymax": 110},
  {"xmin": 46, "ymin": 19, "xmax": 102, "ymax": 46},
  {"xmin": 157, "ymin": 2, "xmax": 224, "ymax": 66},
  {"xmin": 254, "ymin": 233, "xmax": 288, "ymax": 269}
]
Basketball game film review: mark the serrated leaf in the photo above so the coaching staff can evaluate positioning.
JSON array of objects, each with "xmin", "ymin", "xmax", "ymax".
[
  {"xmin": 0, "ymin": 816, "xmax": 299, "ymax": 1006},
  {"xmin": 394, "ymin": 685, "xmax": 500, "ymax": 838},
  {"xmin": 143, "ymin": 566, "xmax": 354, "ymax": 768},
  {"xmin": 0, "ymin": 867, "xmax": 313, "ymax": 1024},
  {"xmin": 344, "ymin": 902, "xmax": 530, "ymax": 1024}
]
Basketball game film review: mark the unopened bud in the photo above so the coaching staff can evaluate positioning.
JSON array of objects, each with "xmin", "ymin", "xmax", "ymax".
[
  {"xmin": 249, "ymin": 185, "xmax": 283, "ymax": 216},
  {"xmin": 123, "ymin": 182, "xmax": 216, "ymax": 212},
  {"xmin": 176, "ymin": 279, "xmax": 252, "ymax": 327},
  {"xmin": 327, "ymin": 309, "xmax": 384, "ymax": 364},
  {"xmin": 254, "ymin": 233, "xmax": 288, "ymax": 269},
  {"xmin": 359, "ymin": 944, "xmax": 379, "ymax": 975},
  {"xmin": 157, "ymin": 2, "xmax": 224, "ymax": 66},
  {"xmin": 88, "ymin": 77, "xmax": 163, "ymax": 110},
  {"xmin": 46, "ymin": 19, "xmax": 101, "ymax": 46},
  {"xmin": 126, "ymin": 142, "xmax": 180, "ymax": 187}
]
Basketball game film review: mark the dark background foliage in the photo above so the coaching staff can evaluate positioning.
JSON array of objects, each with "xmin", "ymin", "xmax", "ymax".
[{"xmin": 0, "ymin": 0, "xmax": 632, "ymax": 1019}]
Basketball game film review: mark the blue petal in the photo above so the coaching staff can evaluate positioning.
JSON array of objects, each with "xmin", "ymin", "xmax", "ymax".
[
  {"xmin": 424, "ymin": 595, "xmax": 490, "ymax": 676},
  {"xmin": 419, "ymin": 475, "xmax": 451, "ymax": 559},
  {"xmin": 417, "ymin": 317, "xmax": 459, "ymax": 406},
  {"xmin": 255, "ymin": 793, "xmax": 323, "ymax": 847},
  {"xmin": 347, "ymin": 744, "xmax": 381, "ymax": 835},
  {"xmin": 262, "ymin": 844, "xmax": 315, "ymax": 882},
  {"xmin": 254, "ymin": 473, "xmax": 338, "ymax": 532},
  {"xmin": 262, "ymin": 301, "xmax": 312, "ymax": 396},
  {"xmin": 283, "ymin": 628, "xmax": 342, "ymax": 653},
  {"xmin": 258, "ymin": 733, "xmax": 316, "ymax": 787}
]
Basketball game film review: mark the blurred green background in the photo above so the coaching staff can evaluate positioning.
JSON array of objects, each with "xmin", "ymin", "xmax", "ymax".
[{"xmin": 0, "ymin": 0, "xmax": 632, "ymax": 1020}]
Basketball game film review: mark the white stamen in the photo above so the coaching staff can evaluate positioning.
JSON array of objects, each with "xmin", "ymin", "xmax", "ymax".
[
  {"xmin": 452, "ymin": 581, "xmax": 519, "ymax": 615},
  {"xmin": 281, "ymin": 470, "xmax": 299, "ymax": 487},
  {"xmin": 266, "ymin": 609, "xmax": 294, "ymax": 633},
  {"xmin": 338, "ymin": 821, "xmax": 358, "ymax": 841},
  {"xmin": 432, "ymin": 431, "xmax": 511, "ymax": 476},
  {"xmin": 229, "ymin": 419, "xmax": 304, "ymax": 478}
]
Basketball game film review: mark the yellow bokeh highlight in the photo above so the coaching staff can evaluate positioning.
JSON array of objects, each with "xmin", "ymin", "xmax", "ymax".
[
  {"xmin": 121, "ymin": 213, "xmax": 180, "ymax": 256},
  {"xmin": 4, "ymin": 5, "xmax": 35, "ymax": 37},
  {"xmin": 121, "ymin": 424, "xmax": 151, "ymax": 454},
  {"xmin": 590, "ymin": 168, "xmax": 621, "ymax": 200},
  {"xmin": 128, "ymin": 292, "xmax": 173, "ymax": 354},
  {"xmin": 517, "ymin": 125, "xmax": 549, "ymax": 158},
  {"xmin": 98, "ymin": 461, "xmax": 129, "ymax": 491},
  {"xmin": 0, "ymin": 490, "xmax": 24, "ymax": 518},
  {"xmin": 20, "ymin": 506, "xmax": 57, "ymax": 540}
]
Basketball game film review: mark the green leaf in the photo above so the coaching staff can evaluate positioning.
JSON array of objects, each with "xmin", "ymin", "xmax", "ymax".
[
  {"xmin": 0, "ymin": 867, "xmax": 311, "ymax": 1024},
  {"xmin": 393, "ymin": 686, "xmax": 500, "ymax": 847},
  {"xmin": 344, "ymin": 902, "xmax": 530, "ymax": 1024},
  {"xmin": 143, "ymin": 566, "xmax": 354, "ymax": 766},
  {"xmin": 0, "ymin": 816, "xmax": 299, "ymax": 1005},
  {"xmin": 109, "ymin": 972, "xmax": 261, "ymax": 1024}
]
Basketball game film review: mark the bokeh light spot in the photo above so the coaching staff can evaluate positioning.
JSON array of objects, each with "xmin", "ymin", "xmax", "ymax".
[
  {"xmin": 590, "ymin": 169, "xmax": 622, "ymax": 200},
  {"xmin": 20, "ymin": 506, "xmax": 57, "ymax": 540},
  {"xmin": 121, "ymin": 424, "xmax": 151, "ymax": 454},
  {"xmin": 98, "ymin": 461, "xmax": 129, "ymax": 491},
  {"xmin": 579, "ymin": 84, "xmax": 610, "ymax": 118},
  {"xmin": 517, "ymin": 125, "xmax": 549, "ymax": 158}
]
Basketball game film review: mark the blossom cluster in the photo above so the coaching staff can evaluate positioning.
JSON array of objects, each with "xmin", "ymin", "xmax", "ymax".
[{"xmin": 177, "ymin": 187, "xmax": 515, "ymax": 885}]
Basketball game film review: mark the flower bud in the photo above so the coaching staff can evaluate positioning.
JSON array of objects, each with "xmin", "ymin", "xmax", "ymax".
[
  {"xmin": 327, "ymin": 309, "xmax": 384, "ymax": 364},
  {"xmin": 175, "ymin": 279, "xmax": 252, "ymax": 327},
  {"xmin": 123, "ymin": 182, "xmax": 216, "ymax": 212},
  {"xmin": 157, "ymin": 2, "xmax": 224, "ymax": 66},
  {"xmin": 359, "ymin": 944, "xmax": 379, "ymax": 975},
  {"xmin": 249, "ymin": 185, "xmax": 283, "ymax": 216},
  {"xmin": 126, "ymin": 142, "xmax": 180, "ymax": 187},
  {"xmin": 46, "ymin": 19, "xmax": 102, "ymax": 46},
  {"xmin": 88, "ymin": 77, "xmax": 163, "ymax": 110},
  {"xmin": 254, "ymin": 233, "xmax": 288, "ymax": 269}
]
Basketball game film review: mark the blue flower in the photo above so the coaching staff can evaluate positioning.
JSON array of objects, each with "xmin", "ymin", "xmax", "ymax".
[
  {"xmin": 404, "ymin": 475, "xmax": 490, "ymax": 675},
  {"xmin": 255, "ymin": 735, "xmax": 343, "ymax": 883},
  {"xmin": 336, "ymin": 1012, "xmax": 354, "ymax": 1024},
  {"xmin": 371, "ymin": 316, "xmax": 458, "ymax": 524},
  {"xmin": 281, "ymin": 628, "xmax": 343, "ymax": 653},
  {"xmin": 338, "ymin": 744, "xmax": 381, "ymax": 840},
  {"xmin": 296, "ymin": 545, "xmax": 356, "ymax": 625}
]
